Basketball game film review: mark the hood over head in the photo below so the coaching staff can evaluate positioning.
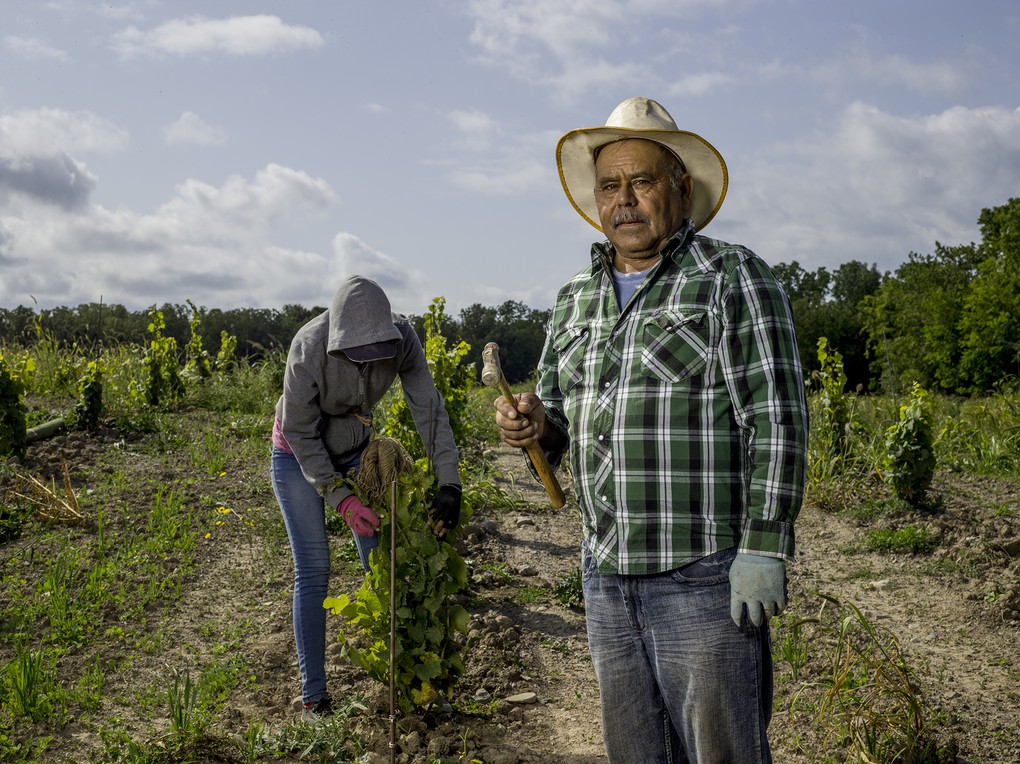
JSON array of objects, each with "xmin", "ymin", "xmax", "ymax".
[{"xmin": 327, "ymin": 276, "xmax": 402, "ymax": 361}]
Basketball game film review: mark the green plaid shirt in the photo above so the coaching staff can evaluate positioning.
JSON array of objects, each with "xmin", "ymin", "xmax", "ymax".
[{"xmin": 538, "ymin": 222, "xmax": 808, "ymax": 575}]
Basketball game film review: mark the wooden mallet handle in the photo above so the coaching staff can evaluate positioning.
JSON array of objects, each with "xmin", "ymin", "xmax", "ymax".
[{"xmin": 482, "ymin": 342, "xmax": 566, "ymax": 508}]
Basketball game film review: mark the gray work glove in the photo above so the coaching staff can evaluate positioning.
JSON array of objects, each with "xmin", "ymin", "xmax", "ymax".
[{"xmin": 729, "ymin": 553, "xmax": 787, "ymax": 628}]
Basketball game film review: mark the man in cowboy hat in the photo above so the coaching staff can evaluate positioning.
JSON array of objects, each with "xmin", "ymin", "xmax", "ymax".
[{"xmin": 493, "ymin": 97, "xmax": 808, "ymax": 763}]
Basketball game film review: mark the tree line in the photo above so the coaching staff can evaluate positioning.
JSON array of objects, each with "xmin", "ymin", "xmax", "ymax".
[{"xmin": 2, "ymin": 198, "xmax": 1017, "ymax": 392}]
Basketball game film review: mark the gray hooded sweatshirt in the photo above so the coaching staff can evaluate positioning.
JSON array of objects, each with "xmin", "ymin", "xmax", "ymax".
[{"xmin": 275, "ymin": 276, "xmax": 460, "ymax": 508}]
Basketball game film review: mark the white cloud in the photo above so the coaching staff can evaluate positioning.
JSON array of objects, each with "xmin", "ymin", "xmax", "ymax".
[
  {"xmin": 94, "ymin": 4, "xmax": 144, "ymax": 21},
  {"xmin": 447, "ymin": 158, "xmax": 550, "ymax": 196},
  {"xmin": 448, "ymin": 109, "xmax": 499, "ymax": 150},
  {"xmin": 462, "ymin": 0, "xmax": 724, "ymax": 95},
  {"xmin": 156, "ymin": 164, "xmax": 339, "ymax": 236},
  {"xmin": 330, "ymin": 233, "xmax": 426, "ymax": 307},
  {"xmin": 801, "ymin": 46, "xmax": 966, "ymax": 95},
  {"xmin": 2, "ymin": 35, "xmax": 69, "ymax": 61},
  {"xmin": 668, "ymin": 71, "xmax": 736, "ymax": 97},
  {"xmin": 0, "ymin": 108, "xmax": 126, "ymax": 210},
  {"xmin": 163, "ymin": 112, "xmax": 228, "ymax": 146},
  {"xmin": 441, "ymin": 126, "xmax": 559, "ymax": 196},
  {"xmin": 0, "ymin": 163, "xmax": 342, "ymax": 309},
  {"xmin": 112, "ymin": 15, "xmax": 324, "ymax": 59},
  {"xmin": 0, "ymin": 108, "xmax": 129, "ymax": 155},
  {"xmin": 462, "ymin": 1, "xmax": 972, "ymax": 103},
  {"xmin": 0, "ymin": 152, "xmax": 95, "ymax": 210},
  {"xmin": 718, "ymin": 103, "xmax": 1020, "ymax": 273}
]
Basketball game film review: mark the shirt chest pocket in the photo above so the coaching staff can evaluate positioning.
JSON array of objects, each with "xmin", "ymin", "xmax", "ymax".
[
  {"xmin": 640, "ymin": 308, "xmax": 713, "ymax": 384},
  {"xmin": 553, "ymin": 325, "xmax": 590, "ymax": 395}
]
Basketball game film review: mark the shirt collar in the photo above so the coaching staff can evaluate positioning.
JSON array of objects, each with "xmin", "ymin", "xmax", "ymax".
[{"xmin": 590, "ymin": 218, "xmax": 697, "ymax": 273}]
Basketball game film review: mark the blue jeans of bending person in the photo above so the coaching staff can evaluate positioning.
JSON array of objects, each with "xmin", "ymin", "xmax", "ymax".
[
  {"xmin": 582, "ymin": 544, "xmax": 774, "ymax": 764},
  {"xmin": 270, "ymin": 448, "xmax": 378, "ymax": 704}
]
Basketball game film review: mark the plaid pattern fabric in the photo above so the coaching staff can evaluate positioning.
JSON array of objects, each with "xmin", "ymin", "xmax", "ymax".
[{"xmin": 538, "ymin": 222, "xmax": 808, "ymax": 574}]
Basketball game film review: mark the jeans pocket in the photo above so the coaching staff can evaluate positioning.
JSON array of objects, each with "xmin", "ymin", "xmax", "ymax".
[
  {"xmin": 580, "ymin": 539, "xmax": 599, "ymax": 582},
  {"xmin": 670, "ymin": 548, "xmax": 736, "ymax": 586}
]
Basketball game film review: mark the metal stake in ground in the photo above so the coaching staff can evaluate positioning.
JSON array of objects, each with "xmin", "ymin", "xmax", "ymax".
[
  {"xmin": 481, "ymin": 341, "xmax": 566, "ymax": 508},
  {"xmin": 388, "ymin": 479, "xmax": 397, "ymax": 764}
]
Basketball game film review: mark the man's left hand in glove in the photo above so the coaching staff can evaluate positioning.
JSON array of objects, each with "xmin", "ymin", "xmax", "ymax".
[
  {"xmin": 729, "ymin": 552, "xmax": 787, "ymax": 628},
  {"xmin": 429, "ymin": 484, "xmax": 462, "ymax": 537}
]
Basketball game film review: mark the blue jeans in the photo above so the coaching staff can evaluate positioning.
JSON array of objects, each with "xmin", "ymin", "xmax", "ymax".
[
  {"xmin": 582, "ymin": 544, "xmax": 773, "ymax": 764},
  {"xmin": 270, "ymin": 448, "xmax": 378, "ymax": 703}
]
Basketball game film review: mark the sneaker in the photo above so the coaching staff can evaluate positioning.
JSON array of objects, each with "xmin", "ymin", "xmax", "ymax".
[{"xmin": 301, "ymin": 696, "xmax": 334, "ymax": 723}]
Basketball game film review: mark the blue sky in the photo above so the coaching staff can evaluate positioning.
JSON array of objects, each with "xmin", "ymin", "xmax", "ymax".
[{"xmin": 1, "ymin": 1, "xmax": 1018, "ymax": 316}]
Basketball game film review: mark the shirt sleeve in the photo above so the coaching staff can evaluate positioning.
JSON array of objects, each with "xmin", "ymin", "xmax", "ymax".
[
  {"xmin": 396, "ymin": 328, "xmax": 461, "ymax": 487},
  {"xmin": 279, "ymin": 339, "xmax": 354, "ymax": 507},
  {"xmin": 720, "ymin": 255, "xmax": 809, "ymax": 560},
  {"xmin": 533, "ymin": 320, "xmax": 571, "ymax": 474}
]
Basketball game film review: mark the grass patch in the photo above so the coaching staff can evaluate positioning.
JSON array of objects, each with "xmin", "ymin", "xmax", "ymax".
[
  {"xmin": 514, "ymin": 586, "xmax": 548, "ymax": 605},
  {"xmin": 864, "ymin": 525, "xmax": 939, "ymax": 555}
]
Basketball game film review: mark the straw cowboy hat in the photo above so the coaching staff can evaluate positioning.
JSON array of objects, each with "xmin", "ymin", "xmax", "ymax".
[{"xmin": 556, "ymin": 96, "xmax": 728, "ymax": 232}]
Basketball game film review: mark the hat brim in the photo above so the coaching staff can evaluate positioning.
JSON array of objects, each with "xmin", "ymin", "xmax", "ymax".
[
  {"xmin": 556, "ymin": 127, "xmax": 728, "ymax": 232},
  {"xmin": 341, "ymin": 340, "xmax": 399, "ymax": 363}
]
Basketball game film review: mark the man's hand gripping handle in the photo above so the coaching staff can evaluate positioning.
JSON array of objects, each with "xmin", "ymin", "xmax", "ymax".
[{"xmin": 482, "ymin": 342, "xmax": 566, "ymax": 508}]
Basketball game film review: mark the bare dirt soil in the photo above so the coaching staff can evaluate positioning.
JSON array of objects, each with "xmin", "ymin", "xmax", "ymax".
[{"xmin": 8, "ymin": 424, "xmax": 1020, "ymax": 763}]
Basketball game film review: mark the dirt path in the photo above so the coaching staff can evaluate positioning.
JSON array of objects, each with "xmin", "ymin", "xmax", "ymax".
[{"xmin": 13, "ymin": 429, "xmax": 1020, "ymax": 763}]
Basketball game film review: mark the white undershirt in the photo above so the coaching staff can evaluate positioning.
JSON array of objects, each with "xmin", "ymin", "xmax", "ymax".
[{"xmin": 611, "ymin": 265, "xmax": 653, "ymax": 308}]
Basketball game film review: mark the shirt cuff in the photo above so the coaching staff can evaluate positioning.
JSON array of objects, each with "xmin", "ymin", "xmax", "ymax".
[
  {"xmin": 737, "ymin": 517, "xmax": 796, "ymax": 560},
  {"xmin": 522, "ymin": 408, "xmax": 571, "ymax": 479},
  {"xmin": 321, "ymin": 481, "xmax": 353, "ymax": 510},
  {"xmin": 434, "ymin": 462, "xmax": 462, "ymax": 489}
]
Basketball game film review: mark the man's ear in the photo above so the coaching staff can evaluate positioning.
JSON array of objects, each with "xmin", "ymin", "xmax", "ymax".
[{"xmin": 681, "ymin": 173, "xmax": 695, "ymax": 217}]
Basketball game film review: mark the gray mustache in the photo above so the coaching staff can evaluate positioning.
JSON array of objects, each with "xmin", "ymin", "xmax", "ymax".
[{"xmin": 612, "ymin": 212, "xmax": 647, "ymax": 227}]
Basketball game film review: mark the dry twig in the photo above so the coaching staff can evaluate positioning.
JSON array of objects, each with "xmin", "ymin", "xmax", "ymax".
[{"xmin": 10, "ymin": 460, "xmax": 85, "ymax": 525}]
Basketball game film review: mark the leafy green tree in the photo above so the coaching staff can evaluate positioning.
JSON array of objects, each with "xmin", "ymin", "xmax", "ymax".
[
  {"xmin": 774, "ymin": 261, "xmax": 880, "ymax": 390},
  {"xmin": 861, "ymin": 243, "xmax": 981, "ymax": 394},
  {"xmin": 456, "ymin": 300, "xmax": 550, "ymax": 384},
  {"xmin": 861, "ymin": 199, "xmax": 1019, "ymax": 394},
  {"xmin": 957, "ymin": 198, "xmax": 1020, "ymax": 391}
]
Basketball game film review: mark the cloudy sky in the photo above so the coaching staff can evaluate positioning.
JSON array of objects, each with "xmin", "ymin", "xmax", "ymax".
[{"xmin": 2, "ymin": 1, "xmax": 1018, "ymax": 316}]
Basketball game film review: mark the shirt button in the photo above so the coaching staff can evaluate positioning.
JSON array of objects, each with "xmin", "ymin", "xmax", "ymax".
[
  {"xmin": 601, "ymin": 495, "xmax": 608, "ymax": 502},
  {"xmin": 603, "ymin": 382, "xmax": 610, "ymax": 389},
  {"xmin": 597, "ymin": 435, "xmax": 604, "ymax": 442}
]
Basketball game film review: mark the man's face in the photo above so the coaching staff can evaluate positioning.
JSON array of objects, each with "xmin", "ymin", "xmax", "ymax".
[{"xmin": 594, "ymin": 139, "xmax": 692, "ymax": 270}]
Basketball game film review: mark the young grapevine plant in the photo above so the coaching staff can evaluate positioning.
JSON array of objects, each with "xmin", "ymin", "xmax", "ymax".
[
  {"xmin": 69, "ymin": 360, "xmax": 104, "ymax": 431},
  {"xmin": 382, "ymin": 297, "xmax": 473, "ymax": 461},
  {"xmin": 883, "ymin": 382, "xmax": 937, "ymax": 505},
  {"xmin": 0, "ymin": 352, "xmax": 29, "ymax": 460},
  {"xmin": 325, "ymin": 467, "xmax": 472, "ymax": 713}
]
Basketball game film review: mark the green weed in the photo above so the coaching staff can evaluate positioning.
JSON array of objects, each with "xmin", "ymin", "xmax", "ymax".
[
  {"xmin": 553, "ymin": 568, "xmax": 584, "ymax": 608},
  {"xmin": 797, "ymin": 595, "xmax": 956, "ymax": 763},
  {"xmin": 864, "ymin": 525, "xmax": 939, "ymax": 555},
  {"xmin": 773, "ymin": 612, "xmax": 814, "ymax": 682},
  {"xmin": 515, "ymin": 586, "xmax": 548, "ymax": 605}
]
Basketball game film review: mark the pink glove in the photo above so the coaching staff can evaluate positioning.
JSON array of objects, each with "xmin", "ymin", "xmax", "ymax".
[{"xmin": 338, "ymin": 495, "xmax": 380, "ymax": 537}]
